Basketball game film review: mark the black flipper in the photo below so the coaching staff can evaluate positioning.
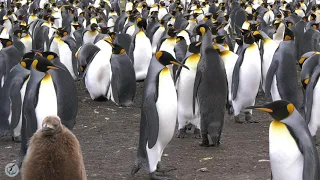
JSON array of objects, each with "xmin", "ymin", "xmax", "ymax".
[
  {"xmin": 111, "ymin": 64, "xmax": 120, "ymax": 105},
  {"xmin": 193, "ymin": 69, "xmax": 201, "ymax": 115},
  {"xmin": 232, "ymin": 46, "xmax": 247, "ymax": 100},
  {"xmin": 264, "ymin": 60, "xmax": 279, "ymax": 100}
]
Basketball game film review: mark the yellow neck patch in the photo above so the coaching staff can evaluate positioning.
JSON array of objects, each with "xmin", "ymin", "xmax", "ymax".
[{"xmin": 42, "ymin": 72, "xmax": 52, "ymax": 84}]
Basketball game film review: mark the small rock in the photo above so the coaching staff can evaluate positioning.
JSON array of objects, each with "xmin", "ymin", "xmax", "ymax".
[
  {"xmin": 198, "ymin": 167, "xmax": 209, "ymax": 172},
  {"xmin": 163, "ymin": 154, "xmax": 169, "ymax": 157},
  {"xmin": 5, "ymin": 146, "xmax": 12, "ymax": 149}
]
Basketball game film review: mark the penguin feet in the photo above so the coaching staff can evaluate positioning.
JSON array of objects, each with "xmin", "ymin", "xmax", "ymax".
[
  {"xmin": 245, "ymin": 113, "xmax": 259, "ymax": 123},
  {"xmin": 156, "ymin": 163, "xmax": 177, "ymax": 173},
  {"xmin": 12, "ymin": 136, "xmax": 22, "ymax": 142},
  {"xmin": 199, "ymin": 135, "xmax": 213, "ymax": 147},
  {"xmin": 228, "ymin": 107, "xmax": 234, "ymax": 115},
  {"xmin": 176, "ymin": 128, "xmax": 187, "ymax": 138},
  {"xmin": 193, "ymin": 128, "xmax": 201, "ymax": 139},
  {"xmin": 149, "ymin": 172, "xmax": 172, "ymax": 180},
  {"xmin": 234, "ymin": 116, "xmax": 245, "ymax": 124},
  {"xmin": 94, "ymin": 96, "xmax": 107, "ymax": 101}
]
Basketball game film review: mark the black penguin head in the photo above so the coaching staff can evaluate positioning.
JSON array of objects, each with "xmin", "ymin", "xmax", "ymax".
[
  {"xmin": 41, "ymin": 51, "xmax": 59, "ymax": 61},
  {"xmin": 55, "ymin": 28, "xmax": 68, "ymax": 37},
  {"xmin": 246, "ymin": 100, "xmax": 295, "ymax": 121},
  {"xmin": 311, "ymin": 22, "xmax": 319, "ymax": 30},
  {"xmin": 90, "ymin": 23, "xmax": 99, "ymax": 31},
  {"xmin": 188, "ymin": 41, "xmax": 202, "ymax": 54},
  {"xmin": 42, "ymin": 116, "xmax": 62, "ymax": 136},
  {"xmin": 283, "ymin": 28, "xmax": 294, "ymax": 41},
  {"xmin": 176, "ymin": 36, "xmax": 185, "ymax": 43},
  {"xmin": 213, "ymin": 35, "xmax": 227, "ymax": 44},
  {"xmin": 155, "ymin": 51, "xmax": 189, "ymax": 70},
  {"xmin": 108, "ymin": 32, "xmax": 116, "ymax": 40},
  {"xmin": 31, "ymin": 56, "xmax": 57, "ymax": 72},
  {"xmin": 20, "ymin": 52, "xmax": 35, "ymax": 70},
  {"xmin": 310, "ymin": 14, "xmax": 316, "ymax": 21},
  {"xmin": 249, "ymin": 22, "xmax": 260, "ymax": 31},
  {"xmin": 195, "ymin": 24, "xmax": 210, "ymax": 37},
  {"xmin": 167, "ymin": 28, "xmax": 177, "ymax": 37},
  {"xmin": 0, "ymin": 39, "xmax": 13, "ymax": 48},
  {"xmin": 242, "ymin": 31, "xmax": 255, "ymax": 44},
  {"xmin": 13, "ymin": 30, "xmax": 23, "ymax": 38},
  {"xmin": 136, "ymin": 17, "xmax": 147, "ymax": 30},
  {"xmin": 112, "ymin": 44, "xmax": 126, "ymax": 55}
]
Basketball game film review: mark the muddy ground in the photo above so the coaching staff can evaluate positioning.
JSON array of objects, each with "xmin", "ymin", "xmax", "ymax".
[{"xmin": 0, "ymin": 81, "xmax": 318, "ymax": 180}]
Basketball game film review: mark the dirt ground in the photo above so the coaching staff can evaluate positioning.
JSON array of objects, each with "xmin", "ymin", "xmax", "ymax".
[{"xmin": 0, "ymin": 81, "xmax": 318, "ymax": 180}]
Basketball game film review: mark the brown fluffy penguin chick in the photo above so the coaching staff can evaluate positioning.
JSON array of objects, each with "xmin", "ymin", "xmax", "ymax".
[{"xmin": 21, "ymin": 116, "xmax": 87, "ymax": 180}]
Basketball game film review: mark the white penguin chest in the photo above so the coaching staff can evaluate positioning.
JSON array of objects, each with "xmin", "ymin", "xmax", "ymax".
[
  {"xmin": 21, "ymin": 35, "xmax": 32, "ymax": 53},
  {"xmin": 152, "ymin": 26, "xmax": 165, "ymax": 53},
  {"xmin": 159, "ymin": 38, "xmax": 176, "ymax": 58},
  {"xmin": 35, "ymin": 73, "xmax": 58, "ymax": 130},
  {"xmin": 269, "ymin": 121, "xmax": 304, "ymax": 180},
  {"xmin": 240, "ymin": 43, "xmax": 261, "ymax": 85},
  {"xmin": 156, "ymin": 67, "xmax": 177, "ymax": 139},
  {"xmin": 309, "ymin": 79, "xmax": 320, "ymax": 136},
  {"xmin": 58, "ymin": 41, "xmax": 76, "ymax": 79}
]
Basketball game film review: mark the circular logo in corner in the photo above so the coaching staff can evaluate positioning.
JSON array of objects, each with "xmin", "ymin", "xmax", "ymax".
[{"xmin": 5, "ymin": 163, "xmax": 19, "ymax": 177}]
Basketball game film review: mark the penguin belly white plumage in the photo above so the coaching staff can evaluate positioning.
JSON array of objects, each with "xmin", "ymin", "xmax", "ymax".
[
  {"xmin": 0, "ymin": 27, "xmax": 9, "ymax": 39},
  {"xmin": 308, "ymin": 80, "xmax": 320, "ymax": 136},
  {"xmin": 58, "ymin": 40, "xmax": 77, "ymax": 79},
  {"xmin": 20, "ymin": 35, "xmax": 32, "ymax": 53},
  {"xmin": 152, "ymin": 26, "xmax": 165, "ymax": 54},
  {"xmin": 35, "ymin": 73, "xmax": 58, "ymax": 130},
  {"xmin": 107, "ymin": 18, "xmax": 115, "ymax": 32},
  {"xmin": 10, "ymin": 77, "xmax": 29, "ymax": 138},
  {"xmin": 262, "ymin": 39, "xmax": 279, "ymax": 92},
  {"xmin": 49, "ymin": 37, "xmax": 60, "ymax": 56},
  {"xmin": 158, "ymin": 7, "xmax": 167, "ymax": 21},
  {"xmin": 177, "ymin": 54, "xmax": 200, "ymax": 130},
  {"xmin": 269, "ymin": 120, "xmax": 304, "ymax": 180},
  {"xmin": 220, "ymin": 51, "xmax": 238, "ymax": 104},
  {"xmin": 159, "ymin": 38, "xmax": 176, "ymax": 58},
  {"xmin": 83, "ymin": 31, "xmax": 99, "ymax": 45},
  {"xmin": 146, "ymin": 67, "xmax": 177, "ymax": 172},
  {"xmin": 146, "ymin": 0, "xmax": 154, "ymax": 7},
  {"xmin": 126, "ymin": 25, "xmax": 135, "ymax": 36},
  {"xmin": 232, "ymin": 43, "xmax": 261, "ymax": 115},
  {"xmin": 85, "ymin": 51, "xmax": 112, "ymax": 100},
  {"xmin": 133, "ymin": 31, "xmax": 152, "ymax": 81},
  {"xmin": 177, "ymin": 30, "xmax": 190, "ymax": 45}
]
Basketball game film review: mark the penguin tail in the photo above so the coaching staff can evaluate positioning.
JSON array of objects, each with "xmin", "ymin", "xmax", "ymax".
[{"xmin": 131, "ymin": 160, "xmax": 142, "ymax": 175}]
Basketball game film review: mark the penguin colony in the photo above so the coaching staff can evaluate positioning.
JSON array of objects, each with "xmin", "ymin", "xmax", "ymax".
[{"xmin": 0, "ymin": 0, "xmax": 319, "ymax": 179}]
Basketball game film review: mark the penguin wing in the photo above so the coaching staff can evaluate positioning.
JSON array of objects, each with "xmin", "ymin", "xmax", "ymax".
[
  {"xmin": 231, "ymin": 47, "xmax": 247, "ymax": 100},
  {"xmin": 284, "ymin": 117, "xmax": 320, "ymax": 180},
  {"xmin": 110, "ymin": 59, "xmax": 120, "ymax": 105},
  {"xmin": 114, "ymin": 34, "xmax": 132, "ymax": 54},
  {"xmin": 9, "ymin": 79, "xmax": 26, "ymax": 130},
  {"xmin": 128, "ymin": 35, "xmax": 136, "ymax": 63},
  {"xmin": 193, "ymin": 69, "xmax": 201, "ymax": 115},
  {"xmin": 264, "ymin": 58, "xmax": 279, "ymax": 100},
  {"xmin": 174, "ymin": 54, "xmax": 189, "ymax": 83},
  {"xmin": 305, "ymin": 66, "xmax": 320, "ymax": 124}
]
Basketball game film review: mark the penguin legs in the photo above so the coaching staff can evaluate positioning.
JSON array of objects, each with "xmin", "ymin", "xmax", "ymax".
[{"xmin": 176, "ymin": 127, "xmax": 187, "ymax": 138}]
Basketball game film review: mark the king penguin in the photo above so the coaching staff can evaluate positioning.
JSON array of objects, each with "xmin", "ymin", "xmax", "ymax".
[
  {"xmin": 82, "ymin": 23, "xmax": 100, "ymax": 45},
  {"xmin": 232, "ymin": 29, "xmax": 261, "ymax": 123},
  {"xmin": 175, "ymin": 42, "xmax": 202, "ymax": 138},
  {"xmin": 129, "ymin": 17, "xmax": 152, "ymax": 81},
  {"xmin": 0, "ymin": 53, "xmax": 33, "ymax": 140},
  {"xmin": 20, "ymin": 54, "xmax": 78, "ymax": 165},
  {"xmin": 107, "ymin": 44, "xmax": 136, "ymax": 107},
  {"xmin": 247, "ymin": 100, "xmax": 320, "ymax": 180},
  {"xmin": 193, "ymin": 24, "xmax": 227, "ymax": 146},
  {"xmin": 131, "ymin": 51, "xmax": 189, "ymax": 180}
]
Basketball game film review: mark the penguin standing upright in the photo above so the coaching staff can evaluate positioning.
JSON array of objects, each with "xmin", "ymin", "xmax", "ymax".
[
  {"xmin": 193, "ymin": 24, "xmax": 227, "ymax": 146},
  {"xmin": 232, "ymin": 29, "xmax": 261, "ymax": 123},
  {"xmin": 107, "ymin": 44, "xmax": 136, "ymax": 107},
  {"xmin": 247, "ymin": 100, "xmax": 320, "ymax": 180},
  {"xmin": 264, "ymin": 28, "xmax": 300, "ymax": 109},
  {"xmin": 0, "ymin": 54, "xmax": 33, "ymax": 140},
  {"xmin": 129, "ymin": 17, "xmax": 152, "ymax": 81},
  {"xmin": 20, "ymin": 55, "xmax": 78, "ymax": 163},
  {"xmin": 131, "ymin": 51, "xmax": 189, "ymax": 180},
  {"xmin": 176, "ymin": 42, "xmax": 202, "ymax": 138},
  {"xmin": 82, "ymin": 23, "xmax": 100, "ymax": 45}
]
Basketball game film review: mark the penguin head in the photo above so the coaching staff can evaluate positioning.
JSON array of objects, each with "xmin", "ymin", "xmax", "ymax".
[
  {"xmin": 90, "ymin": 23, "xmax": 99, "ymax": 31},
  {"xmin": 13, "ymin": 30, "xmax": 22, "ymax": 38},
  {"xmin": 311, "ymin": 22, "xmax": 319, "ymax": 30},
  {"xmin": 55, "ymin": 28, "xmax": 68, "ymax": 37},
  {"xmin": 0, "ymin": 39, "xmax": 13, "ymax": 48},
  {"xmin": 176, "ymin": 36, "xmax": 185, "ymax": 43},
  {"xmin": 41, "ymin": 116, "xmax": 62, "ymax": 136},
  {"xmin": 20, "ymin": 52, "xmax": 35, "ymax": 70},
  {"xmin": 188, "ymin": 41, "xmax": 202, "ymax": 54},
  {"xmin": 310, "ymin": 14, "xmax": 316, "ymax": 21},
  {"xmin": 136, "ymin": 17, "xmax": 147, "ymax": 30},
  {"xmin": 283, "ymin": 28, "xmax": 294, "ymax": 41},
  {"xmin": 239, "ymin": 29, "xmax": 255, "ymax": 44},
  {"xmin": 246, "ymin": 100, "xmax": 295, "ymax": 121},
  {"xmin": 155, "ymin": 51, "xmax": 189, "ymax": 70},
  {"xmin": 213, "ymin": 35, "xmax": 227, "ymax": 44},
  {"xmin": 31, "ymin": 56, "xmax": 57, "ymax": 72},
  {"xmin": 112, "ymin": 44, "xmax": 126, "ymax": 55},
  {"xmin": 195, "ymin": 24, "xmax": 210, "ymax": 37},
  {"xmin": 167, "ymin": 28, "xmax": 178, "ymax": 37},
  {"xmin": 41, "ymin": 51, "xmax": 59, "ymax": 61}
]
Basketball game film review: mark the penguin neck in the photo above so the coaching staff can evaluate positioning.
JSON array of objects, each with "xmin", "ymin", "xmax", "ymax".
[{"xmin": 201, "ymin": 31, "xmax": 212, "ymax": 50}]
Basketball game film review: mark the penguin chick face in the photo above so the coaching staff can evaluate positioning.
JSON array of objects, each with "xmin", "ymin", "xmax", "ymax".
[
  {"xmin": 195, "ymin": 24, "xmax": 210, "ymax": 37},
  {"xmin": 188, "ymin": 41, "xmax": 202, "ymax": 54},
  {"xmin": 41, "ymin": 116, "xmax": 62, "ymax": 136},
  {"xmin": 246, "ymin": 100, "xmax": 294, "ymax": 121},
  {"xmin": 32, "ymin": 56, "xmax": 57, "ymax": 72},
  {"xmin": 112, "ymin": 44, "xmax": 125, "ymax": 54},
  {"xmin": 155, "ymin": 51, "xmax": 189, "ymax": 69}
]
